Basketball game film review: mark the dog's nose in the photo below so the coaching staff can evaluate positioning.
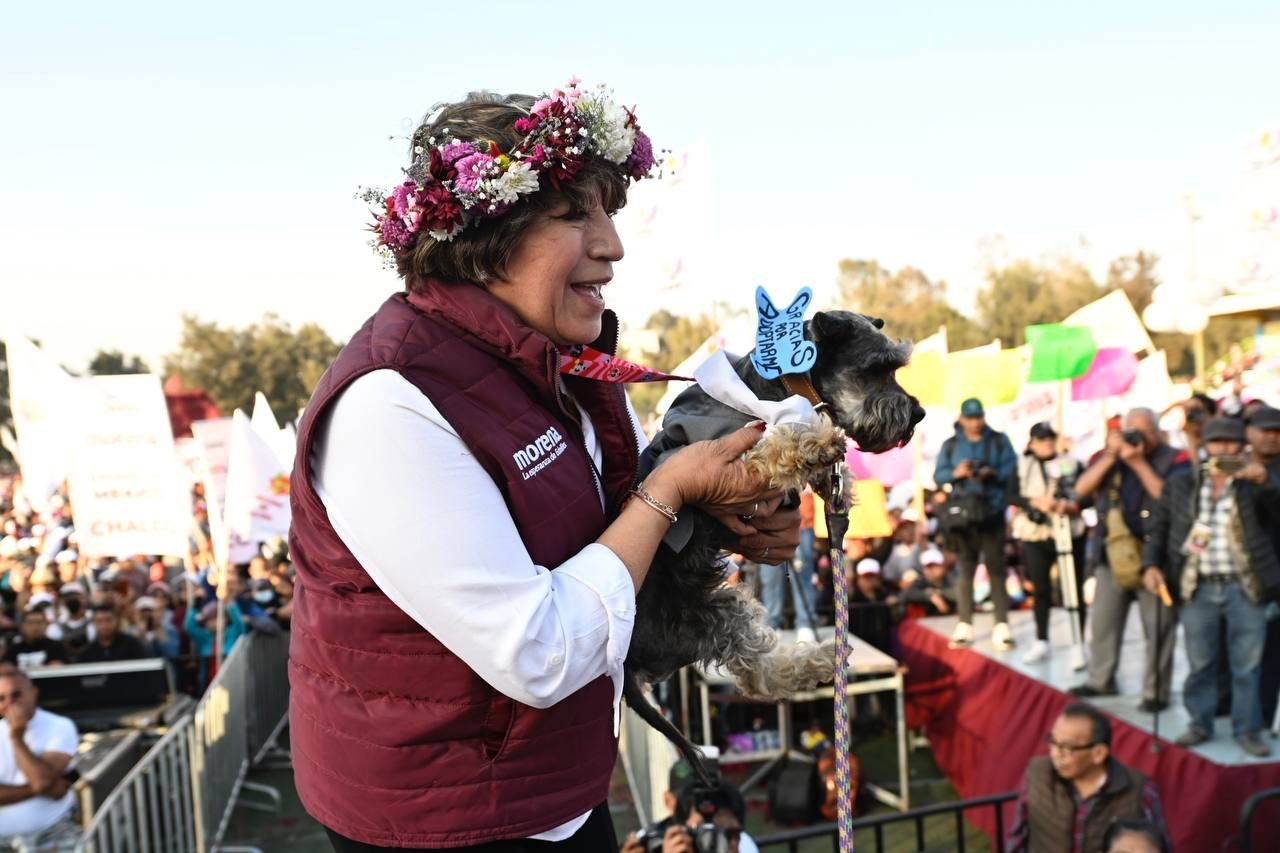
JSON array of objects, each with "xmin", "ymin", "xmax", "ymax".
[{"xmin": 910, "ymin": 400, "xmax": 926, "ymax": 426}]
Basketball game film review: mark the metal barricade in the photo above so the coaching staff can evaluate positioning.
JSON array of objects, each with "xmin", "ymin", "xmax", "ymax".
[
  {"xmin": 755, "ymin": 791, "xmax": 1019, "ymax": 853},
  {"xmin": 76, "ymin": 715, "xmax": 199, "ymax": 853},
  {"xmin": 1239, "ymin": 785, "xmax": 1280, "ymax": 853},
  {"xmin": 190, "ymin": 638, "xmax": 253, "ymax": 849},
  {"xmin": 244, "ymin": 632, "xmax": 290, "ymax": 763},
  {"xmin": 75, "ymin": 632, "xmax": 289, "ymax": 852}
]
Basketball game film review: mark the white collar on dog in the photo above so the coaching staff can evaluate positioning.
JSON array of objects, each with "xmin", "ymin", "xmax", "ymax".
[{"xmin": 692, "ymin": 350, "xmax": 819, "ymax": 427}]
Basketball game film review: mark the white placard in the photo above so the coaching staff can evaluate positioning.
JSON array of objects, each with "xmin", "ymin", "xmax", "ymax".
[{"xmin": 68, "ymin": 375, "xmax": 190, "ymax": 557}]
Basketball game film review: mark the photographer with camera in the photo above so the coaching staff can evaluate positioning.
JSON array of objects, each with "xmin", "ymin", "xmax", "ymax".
[
  {"xmin": 621, "ymin": 757, "xmax": 756, "ymax": 853},
  {"xmin": 1070, "ymin": 408, "xmax": 1188, "ymax": 712},
  {"xmin": 1141, "ymin": 417, "xmax": 1280, "ymax": 756},
  {"xmin": 934, "ymin": 398, "xmax": 1018, "ymax": 650},
  {"xmin": 1010, "ymin": 422, "xmax": 1087, "ymax": 664}
]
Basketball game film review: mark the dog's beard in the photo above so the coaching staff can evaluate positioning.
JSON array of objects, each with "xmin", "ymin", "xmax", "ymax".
[{"xmin": 833, "ymin": 392, "xmax": 919, "ymax": 453}]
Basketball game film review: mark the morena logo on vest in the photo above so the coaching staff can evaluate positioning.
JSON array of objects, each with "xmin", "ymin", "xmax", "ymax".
[{"xmin": 512, "ymin": 425, "xmax": 568, "ymax": 480}]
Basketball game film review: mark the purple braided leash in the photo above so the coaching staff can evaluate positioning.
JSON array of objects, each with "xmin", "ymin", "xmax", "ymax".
[
  {"xmin": 825, "ymin": 465, "xmax": 854, "ymax": 852},
  {"xmin": 831, "ymin": 543, "xmax": 853, "ymax": 851}
]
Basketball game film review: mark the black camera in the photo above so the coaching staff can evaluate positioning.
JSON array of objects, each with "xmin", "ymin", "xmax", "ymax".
[
  {"xmin": 639, "ymin": 752, "xmax": 742, "ymax": 852},
  {"xmin": 1025, "ymin": 508, "xmax": 1049, "ymax": 525},
  {"xmin": 1121, "ymin": 429, "xmax": 1143, "ymax": 448}
]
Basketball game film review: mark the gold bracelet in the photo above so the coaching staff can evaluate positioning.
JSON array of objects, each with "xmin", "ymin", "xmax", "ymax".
[{"xmin": 628, "ymin": 487, "xmax": 678, "ymax": 525}]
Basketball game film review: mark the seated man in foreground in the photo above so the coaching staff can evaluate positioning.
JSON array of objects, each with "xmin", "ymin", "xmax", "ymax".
[
  {"xmin": 1008, "ymin": 703, "xmax": 1166, "ymax": 853},
  {"xmin": 0, "ymin": 667, "xmax": 79, "ymax": 843}
]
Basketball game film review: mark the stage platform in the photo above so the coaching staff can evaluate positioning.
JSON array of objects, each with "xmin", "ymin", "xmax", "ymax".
[{"xmin": 899, "ymin": 610, "xmax": 1280, "ymax": 851}]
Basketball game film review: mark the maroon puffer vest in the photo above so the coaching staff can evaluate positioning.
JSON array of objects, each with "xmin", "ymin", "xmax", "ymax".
[{"xmin": 288, "ymin": 284, "xmax": 639, "ymax": 847}]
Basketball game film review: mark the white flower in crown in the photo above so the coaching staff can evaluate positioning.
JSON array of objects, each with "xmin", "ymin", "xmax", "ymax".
[
  {"xmin": 579, "ymin": 95, "xmax": 636, "ymax": 164},
  {"xmin": 491, "ymin": 160, "xmax": 541, "ymax": 204}
]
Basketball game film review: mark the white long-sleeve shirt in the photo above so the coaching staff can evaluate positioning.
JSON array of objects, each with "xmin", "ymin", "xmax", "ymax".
[{"xmin": 311, "ymin": 368, "xmax": 641, "ymax": 841}]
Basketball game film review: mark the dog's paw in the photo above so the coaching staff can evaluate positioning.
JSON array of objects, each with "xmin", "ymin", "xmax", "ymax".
[{"xmin": 745, "ymin": 417, "xmax": 847, "ymax": 490}]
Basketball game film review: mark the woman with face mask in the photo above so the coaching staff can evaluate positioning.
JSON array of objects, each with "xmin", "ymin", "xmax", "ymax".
[{"xmin": 1011, "ymin": 422, "xmax": 1088, "ymax": 664}]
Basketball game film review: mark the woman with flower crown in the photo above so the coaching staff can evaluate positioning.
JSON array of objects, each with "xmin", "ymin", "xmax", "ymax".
[{"xmin": 287, "ymin": 79, "xmax": 800, "ymax": 851}]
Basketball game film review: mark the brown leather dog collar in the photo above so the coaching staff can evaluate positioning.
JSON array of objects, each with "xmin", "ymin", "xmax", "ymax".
[{"xmin": 781, "ymin": 373, "xmax": 829, "ymax": 412}]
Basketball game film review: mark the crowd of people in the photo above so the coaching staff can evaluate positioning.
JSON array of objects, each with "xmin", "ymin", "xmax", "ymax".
[
  {"xmin": 0, "ymin": 476, "xmax": 296, "ymax": 846},
  {"xmin": 719, "ymin": 391, "xmax": 1279, "ymax": 849}
]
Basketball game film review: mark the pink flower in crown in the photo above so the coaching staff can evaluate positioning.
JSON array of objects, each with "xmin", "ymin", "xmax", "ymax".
[
  {"xmin": 453, "ymin": 152, "xmax": 496, "ymax": 192},
  {"xmin": 389, "ymin": 180, "xmax": 420, "ymax": 217},
  {"xmin": 624, "ymin": 130, "xmax": 655, "ymax": 180}
]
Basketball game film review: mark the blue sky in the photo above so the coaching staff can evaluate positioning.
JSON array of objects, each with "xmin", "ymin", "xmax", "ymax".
[{"xmin": 3, "ymin": 1, "xmax": 1277, "ymax": 368}]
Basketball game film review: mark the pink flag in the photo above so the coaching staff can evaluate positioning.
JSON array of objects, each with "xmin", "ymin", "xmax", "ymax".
[
  {"xmin": 846, "ymin": 438, "xmax": 916, "ymax": 486},
  {"xmin": 1071, "ymin": 347, "xmax": 1139, "ymax": 401}
]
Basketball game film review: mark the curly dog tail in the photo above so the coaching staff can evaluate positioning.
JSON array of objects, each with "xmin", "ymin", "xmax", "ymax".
[{"xmin": 725, "ymin": 637, "xmax": 839, "ymax": 698}]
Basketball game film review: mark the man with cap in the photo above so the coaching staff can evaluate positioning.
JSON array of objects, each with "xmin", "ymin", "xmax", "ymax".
[
  {"xmin": 1142, "ymin": 416, "xmax": 1280, "ymax": 756},
  {"xmin": 903, "ymin": 548, "xmax": 957, "ymax": 618},
  {"xmin": 1010, "ymin": 421, "xmax": 1087, "ymax": 665},
  {"xmin": 54, "ymin": 583, "xmax": 91, "ymax": 658},
  {"xmin": 934, "ymin": 398, "xmax": 1018, "ymax": 649},
  {"xmin": 620, "ymin": 756, "xmax": 759, "ymax": 853},
  {"xmin": 1071, "ymin": 407, "xmax": 1188, "ymax": 713},
  {"xmin": 1244, "ymin": 405, "xmax": 1280, "ymax": 725},
  {"xmin": 851, "ymin": 558, "xmax": 896, "ymax": 653}
]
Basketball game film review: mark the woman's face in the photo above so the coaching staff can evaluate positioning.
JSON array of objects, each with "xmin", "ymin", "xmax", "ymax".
[{"xmin": 486, "ymin": 192, "xmax": 624, "ymax": 346}]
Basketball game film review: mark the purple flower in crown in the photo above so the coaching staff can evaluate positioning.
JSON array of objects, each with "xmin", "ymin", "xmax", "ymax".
[
  {"xmin": 379, "ymin": 215, "xmax": 412, "ymax": 253},
  {"xmin": 471, "ymin": 198, "xmax": 513, "ymax": 219},
  {"xmin": 439, "ymin": 141, "xmax": 477, "ymax": 165},
  {"xmin": 453, "ymin": 152, "xmax": 496, "ymax": 193},
  {"xmin": 624, "ymin": 130, "xmax": 655, "ymax": 180}
]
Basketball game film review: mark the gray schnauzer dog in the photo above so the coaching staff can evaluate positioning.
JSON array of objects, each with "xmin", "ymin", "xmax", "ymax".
[{"xmin": 626, "ymin": 310, "xmax": 924, "ymax": 773}]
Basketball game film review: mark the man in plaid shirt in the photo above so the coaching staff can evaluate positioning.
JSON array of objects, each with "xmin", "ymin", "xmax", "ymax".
[{"xmin": 1142, "ymin": 417, "xmax": 1280, "ymax": 757}]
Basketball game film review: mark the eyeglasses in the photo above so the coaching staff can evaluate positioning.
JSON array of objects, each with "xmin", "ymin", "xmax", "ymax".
[{"xmin": 1045, "ymin": 734, "xmax": 1097, "ymax": 753}]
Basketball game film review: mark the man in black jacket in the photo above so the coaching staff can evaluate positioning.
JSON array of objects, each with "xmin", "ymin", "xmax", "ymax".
[
  {"xmin": 1070, "ymin": 408, "xmax": 1188, "ymax": 712},
  {"xmin": 1246, "ymin": 405, "xmax": 1280, "ymax": 724},
  {"xmin": 1141, "ymin": 417, "xmax": 1280, "ymax": 757}
]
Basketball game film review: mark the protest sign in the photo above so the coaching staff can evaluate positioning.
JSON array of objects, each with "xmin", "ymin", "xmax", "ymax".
[
  {"xmin": 3, "ymin": 334, "xmax": 83, "ymax": 513},
  {"xmin": 67, "ymin": 375, "xmax": 190, "ymax": 557}
]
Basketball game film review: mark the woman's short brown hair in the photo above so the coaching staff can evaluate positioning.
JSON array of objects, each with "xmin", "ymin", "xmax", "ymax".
[{"xmin": 396, "ymin": 92, "xmax": 630, "ymax": 292}]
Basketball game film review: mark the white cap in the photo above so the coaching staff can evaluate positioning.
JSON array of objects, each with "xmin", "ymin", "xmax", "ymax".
[
  {"xmin": 54, "ymin": 549, "xmax": 78, "ymax": 565},
  {"xmin": 856, "ymin": 558, "xmax": 881, "ymax": 576},
  {"xmin": 135, "ymin": 596, "xmax": 159, "ymax": 611},
  {"xmin": 900, "ymin": 507, "xmax": 920, "ymax": 523},
  {"xmin": 921, "ymin": 548, "xmax": 945, "ymax": 566}
]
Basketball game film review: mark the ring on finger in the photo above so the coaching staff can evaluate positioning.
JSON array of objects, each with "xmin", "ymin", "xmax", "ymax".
[
  {"xmin": 762, "ymin": 547, "xmax": 771, "ymax": 561},
  {"xmin": 739, "ymin": 500, "xmax": 759, "ymax": 523}
]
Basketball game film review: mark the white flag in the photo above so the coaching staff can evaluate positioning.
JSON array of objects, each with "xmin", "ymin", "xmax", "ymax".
[
  {"xmin": 3, "ymin": 334, "xmax": 84, "ymax": 513},
  {"xmin": 192, "ymin": 418, "xmax": 233, "ymax": 566},
  {"xmin": 68, "ymin": 375, "xmax": 190, "ymax": 558},
  {"xmin": 222, "ymin": 409, "xmax": 292, "ymax": 551},
  {"xmin": 1064, "ymin": 289, "xmax": 1155, "ymax": 355},
  {"xmin": 251, "ymin": 391, "xmax": 297, "ymax": 470}
]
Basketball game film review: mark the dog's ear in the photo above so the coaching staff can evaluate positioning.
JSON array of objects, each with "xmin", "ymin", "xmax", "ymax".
[
  {"xmin": 809, "ymin": 311, "xmax": 839, "ymax": 343},
  {"xmin": 868, "ymin": 316, "xmax": 885, "ymax": 330}
]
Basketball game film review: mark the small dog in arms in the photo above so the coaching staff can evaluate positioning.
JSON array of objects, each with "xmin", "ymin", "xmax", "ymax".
[{"xmin": 629, "ymin": 293, "xmax": 924, "ymax": 774}]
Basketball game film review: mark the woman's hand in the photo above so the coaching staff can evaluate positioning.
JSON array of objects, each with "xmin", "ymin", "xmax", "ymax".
[
  {"xmin": 732, "ymin": 503, "xmax": 802, "ymax": 563},
  {"xmin": 645, "ymin": 423, "xmax": 784, "ymax": 535}
]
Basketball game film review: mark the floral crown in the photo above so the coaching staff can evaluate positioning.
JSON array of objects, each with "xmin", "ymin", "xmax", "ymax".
[{"xmin": 361, "ymin": 77, "xmax": 657, "ymax": 261}]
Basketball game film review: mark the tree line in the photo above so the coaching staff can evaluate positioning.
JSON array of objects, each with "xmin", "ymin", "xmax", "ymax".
[{"xmin": 0, "ymin": 250, "xmax": 1252, "ymax": 463}]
